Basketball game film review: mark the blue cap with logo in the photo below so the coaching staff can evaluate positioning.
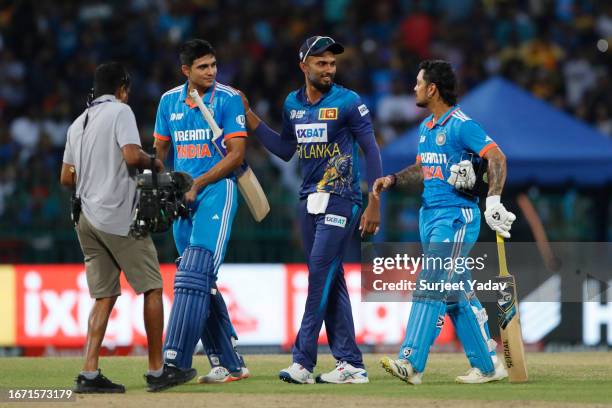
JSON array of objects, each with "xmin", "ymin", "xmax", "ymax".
[{"xmin": 299, "ymin": 36, "xmax": 344, "ymax": 62}]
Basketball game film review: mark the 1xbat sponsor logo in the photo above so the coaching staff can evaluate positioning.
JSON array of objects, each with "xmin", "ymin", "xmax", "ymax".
[
  {"xmin": 295, "ymin": 123, "xmax": 328, "ymax": 143},
  {"xmin": 324, "ymin": 214, "xmax": 347, "ymax": 228}
]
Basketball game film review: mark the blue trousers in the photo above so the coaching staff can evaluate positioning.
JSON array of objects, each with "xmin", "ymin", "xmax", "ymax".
[
  {"xmin": 167, "ymin": 178, "xmax": 242, "ymax": 370},
  {"xmin": 399, "ymin": 206, "xmax": 496, "ymax": 374},
  {"xmin": 292, "ymin": 195, "xmax": 363, "ymax": 372}
]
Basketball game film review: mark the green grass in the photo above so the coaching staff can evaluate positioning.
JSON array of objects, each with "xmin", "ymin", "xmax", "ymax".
[{"xmin": 0, "ymin": 353, "xmax": 611, "ymax": 404}]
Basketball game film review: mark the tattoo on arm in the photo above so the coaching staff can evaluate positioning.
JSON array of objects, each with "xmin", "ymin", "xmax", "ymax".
[
  {"xmin": 486, "ymin": 155, "xmax": 506, "ymax": 196},
  {"xmin": 395, "ymin": 163, "xmax": 423, "ymax": 189}
]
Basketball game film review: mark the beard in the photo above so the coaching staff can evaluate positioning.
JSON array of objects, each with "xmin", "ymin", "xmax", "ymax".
[
  {"xmin": 416, "ymin": 99, "xmax": 428, "ymax": 108},
  {"xmin": 311, "ymin": 75, "xmax": 334, "ymax": 92}
]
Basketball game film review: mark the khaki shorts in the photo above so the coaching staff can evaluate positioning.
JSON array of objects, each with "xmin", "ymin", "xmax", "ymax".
[{"xmin": 76, "ymin": 215, "xmax": 162, "ymax": 299}]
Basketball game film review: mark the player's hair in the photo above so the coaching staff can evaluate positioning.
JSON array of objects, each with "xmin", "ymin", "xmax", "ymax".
[
  {"xmin": 418, "ymin": 60, "xmax": 457, "ymax": 106},
  {"xmin": 180, "ymin": 39, "xmax": 216, "ymax": 66},
  {"xmin": 93, "ymin": 62, "xmax": 130, "ymax": 97}
]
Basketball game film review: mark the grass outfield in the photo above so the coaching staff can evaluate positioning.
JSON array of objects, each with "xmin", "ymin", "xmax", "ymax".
[{"xmin": 0, "ymin": 353, "xmax": 611, "ymax": 407}]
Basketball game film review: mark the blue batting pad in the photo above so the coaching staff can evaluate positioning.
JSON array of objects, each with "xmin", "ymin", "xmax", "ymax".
[
  {"xmin": 201, "ymin": 288, "xmax": 242, "ymax": 373},
  {"xmin": 447, "ymin": 299, "xmax": 495, "ymax": 374},
  {"xmin": 398, "ymin": 299, "xmax": 446, "ymax": 373},
  {"xmin": 164, "ymin": 246, "xmax": 214, "ymax": 369}
]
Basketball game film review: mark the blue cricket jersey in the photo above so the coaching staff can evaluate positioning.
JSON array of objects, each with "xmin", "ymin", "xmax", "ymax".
[
  {"xmin": 154, "ymin": 81, "xmax": 247, "ymax": 179},
  {"xmin": 281, "ymin": 84, "xmax": 374, "ymax": 205},
  {"xmin": 417, "ymin": 106, "xmax": 497, "ymax": 209}
]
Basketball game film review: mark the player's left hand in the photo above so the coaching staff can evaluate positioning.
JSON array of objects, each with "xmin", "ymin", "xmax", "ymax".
[
  {"xmin": 447, "ymin": 160, "xmax": 476, "ymax": 191},
  {"xmin": 360, "ymin": 196, "xmax": 380, "ymax": 237},
  {"xmin": 484, "ymin": 196, "xmax": 516, "ymax": 238}
]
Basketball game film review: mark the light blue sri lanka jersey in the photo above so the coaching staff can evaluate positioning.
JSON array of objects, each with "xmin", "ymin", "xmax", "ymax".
[
  {"xmin": 281, "ymin": 83, "xmax": 374, "ymax": 205},
  {"xmin": 417, "ymin": 105, "xmax": 497, "ymax": 209},
  {"xmin": 153, "ymin": 81, "xmax": 247, "ymax": 179}
]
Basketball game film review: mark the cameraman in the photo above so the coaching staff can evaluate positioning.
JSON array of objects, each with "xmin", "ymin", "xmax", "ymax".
[{"xmin": 60, "ymin": 62, "xmax": 190, "ymax": 393}]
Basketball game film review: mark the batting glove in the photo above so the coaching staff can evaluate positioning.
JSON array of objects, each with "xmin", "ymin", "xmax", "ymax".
[
  {"xmin": 484, "ymin": 195, "xmax": 516, "ymax": 238},
  {"xmin": 447, "ymin": 160, "xmax": 476, "ymax": 191}
]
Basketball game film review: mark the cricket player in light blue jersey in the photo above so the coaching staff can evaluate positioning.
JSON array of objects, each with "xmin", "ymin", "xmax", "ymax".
[
  {"xmin": 374, "ymin": 60, "xmax": 515, "ymax": 384},
  {"xmin": 153, "ymin": 39, "xmax": 249, "ymax": 385}
]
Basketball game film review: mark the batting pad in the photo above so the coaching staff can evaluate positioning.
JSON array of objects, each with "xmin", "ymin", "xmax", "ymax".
[
  {"xmin": 164, "ymin": 246, "xmax": 214, "ymax": 369},
  {"xmin": 398, "ymin": 299, "xmax": 446, "ymax": 373},
  {"xmin": 448, "ymin": 299, "xmax": 495, "ymax": 375},
  {"xmin": 201, "ymin": 289, "xmax": 243, "ymax": 373}
]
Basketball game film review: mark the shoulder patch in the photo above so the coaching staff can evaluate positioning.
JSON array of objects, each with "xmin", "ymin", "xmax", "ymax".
[{"xmin": 358, "ymin": 104, "xmax": 369, "ymax": 117}]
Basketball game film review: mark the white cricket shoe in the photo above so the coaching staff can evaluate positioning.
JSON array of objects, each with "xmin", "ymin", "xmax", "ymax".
[
  {"xmin": 380, "ymin": 356, "xmax": 422, "ymax": 385},
  {"xmin": 455, "ymin": 357, "xmax": 508, "ymax": 384},
  {"xmin": 279, "ymin": 363, "xmax": 314, "ymax": 384},
  {"xmin": 197, "ymin": 366, "xmax": 248, "ymax": 384},
  {"xmin": 316, "ymin": 361, "xmax": 369, "ymax": 384}
]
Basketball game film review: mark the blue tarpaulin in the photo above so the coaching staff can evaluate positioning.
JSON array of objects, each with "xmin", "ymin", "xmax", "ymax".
[{"xmin": 380, "ymin": 77, "xmax": 612, "ymax": 186}]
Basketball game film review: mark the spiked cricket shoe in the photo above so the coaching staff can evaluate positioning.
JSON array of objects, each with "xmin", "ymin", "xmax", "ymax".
[{"xmin": 379, "ymin": 356, "xmax": 422, "ymax": 385}]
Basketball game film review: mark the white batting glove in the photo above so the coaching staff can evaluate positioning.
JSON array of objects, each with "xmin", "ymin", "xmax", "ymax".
[
  {"xmin": 484, "ymin": 195, "xmax": 516, "ymax": 238},
  {"xmin": 447, "ymin": 160, "xmax": 476, "ymax": 191}
]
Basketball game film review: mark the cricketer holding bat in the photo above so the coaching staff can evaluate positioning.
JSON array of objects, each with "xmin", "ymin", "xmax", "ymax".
[
  {"xmin": 153, "ymin": 39, "xmax": 250, "ymax": 384},
  {"xmin": 374, "ymin": 60, "xmax": 515, "ymax": 384},
  {"xmin": 240, "ymin": 36, "xmax": 382, "ymax": 384}
]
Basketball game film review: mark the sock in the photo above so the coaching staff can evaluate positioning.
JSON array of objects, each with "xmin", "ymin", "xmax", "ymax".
[
  {"xmin": 147, "ymin": 367, "xmax": 163, "ymax": 377},
  {"xmin": 80, "ymin": 370, "xmax": 99, "ymax": 380}
]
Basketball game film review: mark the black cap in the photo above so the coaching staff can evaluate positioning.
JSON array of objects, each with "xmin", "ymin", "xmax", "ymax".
[{"xmin": 299, "ymin": 36, "xmax": 344, "ymax": 62}]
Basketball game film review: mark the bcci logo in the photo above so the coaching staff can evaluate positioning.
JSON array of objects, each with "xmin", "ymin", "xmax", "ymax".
[{"xmin": 436, "ymin": 131, "xmax": 446, "ymax": 146}]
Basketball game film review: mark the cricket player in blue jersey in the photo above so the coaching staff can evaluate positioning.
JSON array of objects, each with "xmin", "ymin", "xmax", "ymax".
[
  {"xmin": 374, "ymin": 60, "xmax": 515, "ymax": 384},
  {"xmin": 240, "ymin": 36, "xmax": 382, "ymax": 384},
  {"xmin": 153, "ymin": 39, "xmax": 250, "ymax": 386}
]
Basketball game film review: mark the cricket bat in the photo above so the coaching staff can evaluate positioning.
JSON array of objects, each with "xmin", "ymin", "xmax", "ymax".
[
  {"xmin": 189, "ymin": 89, "xmax": 270, "ymax": 222},
  {"xmin": 496, "ymin": 233, "xmax": 529, "ymax": 383}
]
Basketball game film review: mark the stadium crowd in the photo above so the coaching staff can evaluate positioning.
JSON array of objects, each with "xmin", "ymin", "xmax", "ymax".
[{"xmin": 0, "ymin": 0, "xmax": 610, "ymax": 258}]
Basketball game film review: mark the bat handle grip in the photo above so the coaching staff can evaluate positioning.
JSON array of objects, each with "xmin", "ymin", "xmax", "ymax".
[{"xmin": 496, "ymin": 233, "xmax": 510, "ymax": 277}]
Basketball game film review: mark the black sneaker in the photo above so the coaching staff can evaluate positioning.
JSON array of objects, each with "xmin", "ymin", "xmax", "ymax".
[
  {"xmin": 145, "ymin": 364, "xmax": 197, "ymax": 392},
  {"xmin": 74, "ymin": 369, "xmax": 125, "ymax": 393}
]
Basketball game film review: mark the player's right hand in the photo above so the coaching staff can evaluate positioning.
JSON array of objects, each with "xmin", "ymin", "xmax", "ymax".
[
  {"xmin": 447, "ymin": 160, "xmax": 475, "ymax": 190},
  {"xmin": 372, "ymin": 175, "xmax": 395, "ymax": 199},
  {"xmin": 484, "ymin": 195, "xmax": 516, "ymax": 238},
  {"xmin": 184, "ymin": 188, "xmax": 198, "ymax": 204}
]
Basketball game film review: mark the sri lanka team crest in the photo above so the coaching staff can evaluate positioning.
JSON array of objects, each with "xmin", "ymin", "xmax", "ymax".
[
  {"xmin": 316, "ymin": 154, "xmax": 352, "ymax": 194},
  {"xmin": 436, "ymin": 131, "xmax": 446, "ymax": 146},
  {"xmin": 318, "ymin": 108, "xmax": 338, "ymax": 120}
]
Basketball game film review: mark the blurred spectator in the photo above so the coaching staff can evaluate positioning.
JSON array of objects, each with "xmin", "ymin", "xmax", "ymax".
[
  {"xmin": 376, "ymin": 78, "xmax": 421, "ymax": 143},
  {"xmin": 0, "ymin": 0, "xmax": 610, "ymax": 258}
]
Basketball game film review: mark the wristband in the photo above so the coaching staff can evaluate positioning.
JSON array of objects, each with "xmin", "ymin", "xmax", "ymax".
[{"xmin": 486, "ymin": 195, "xmax": 501, "ymax": 208}]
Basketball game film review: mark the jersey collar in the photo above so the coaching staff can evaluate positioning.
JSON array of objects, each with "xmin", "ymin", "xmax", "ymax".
[
  {"xmin": 425, "ymin": 105, "xmax": 460, "ymax": 129},
  {"xmin": 297, "ymin": 83, "xmax": 336, "ymax": 106},
  {"xmin": 182, "ymin": 81, "xmax": 217, "ymax": 109}
]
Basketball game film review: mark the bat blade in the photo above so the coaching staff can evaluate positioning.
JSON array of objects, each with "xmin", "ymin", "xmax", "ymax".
[
  {"xmin": 496, "ymin": 234, "xmax": 529, "ymax": 383},
  {"xmin": 237, "ymin": 168, "xmax": 270, "ymax": 222}
]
